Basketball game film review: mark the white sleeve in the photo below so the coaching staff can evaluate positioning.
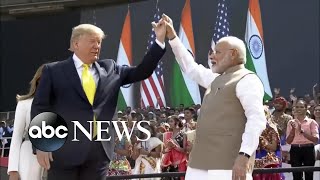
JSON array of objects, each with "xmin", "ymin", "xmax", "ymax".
[
  {"xmin": 236, "ymin": 74, "xmax": 266, "ymax": 156},
  {"xmin": 7, "ymin": 101, "xmax": 27, "ymax": 173},
  {"xmin": 169, "ymin": 37, "xmax": 219, "ymax": 89}
]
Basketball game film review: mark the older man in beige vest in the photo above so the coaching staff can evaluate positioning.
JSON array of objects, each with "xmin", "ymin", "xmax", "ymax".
[{"xmin": 157, "ymin": 14, "xmax": 266, "ymax": 180}]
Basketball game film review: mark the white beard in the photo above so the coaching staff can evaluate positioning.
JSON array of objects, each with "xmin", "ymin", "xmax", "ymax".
[{"xmin": 211, "ymin": 65, "xmax": 218, "ymax": 73}]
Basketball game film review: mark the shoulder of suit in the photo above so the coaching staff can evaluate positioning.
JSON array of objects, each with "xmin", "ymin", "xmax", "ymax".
[
  {"xmin": 45, "ymin": 58, "xmax": 68, "ymax": 68},
  {"xmin": 98, "ymin": 59, "xmax": 116, "ymax": 66}
]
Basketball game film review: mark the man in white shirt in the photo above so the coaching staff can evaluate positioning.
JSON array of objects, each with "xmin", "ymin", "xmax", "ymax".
[{"xmin": 160, "ymin": 14, "xmax": 266, "ymax": 180}]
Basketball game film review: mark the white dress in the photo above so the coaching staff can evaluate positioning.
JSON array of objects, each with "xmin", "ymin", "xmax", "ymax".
[{"xmin": 7, "ymin": 98, "xmax": 43, "ymax": 180}]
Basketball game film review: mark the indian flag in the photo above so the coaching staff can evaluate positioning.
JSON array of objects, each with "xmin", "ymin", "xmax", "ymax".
[
  {"xmin": 245, "ymin": 0, "xmax": 272, "ymax": 100},
  {"xmin": 170, "ymin": 0, "xmax": 201, "ymax": 107},
  {"xmin": 117, "ymin": 10, "xmax": 133, "ymax": 110}
]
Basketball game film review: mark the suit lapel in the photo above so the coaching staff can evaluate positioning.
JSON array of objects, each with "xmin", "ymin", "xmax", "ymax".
[
  {"xmin": 62, "ymin": 57, "xmax": 89, "ymax": 104},
  {"xmin": 93, "ymin": 62, "xmax": 109, "ymax": 105}
]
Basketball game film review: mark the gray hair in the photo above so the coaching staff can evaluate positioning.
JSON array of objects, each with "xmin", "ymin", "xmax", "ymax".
[{"xmin": 218, "ymin": 36, "xmax": 247, "ymax": 64}]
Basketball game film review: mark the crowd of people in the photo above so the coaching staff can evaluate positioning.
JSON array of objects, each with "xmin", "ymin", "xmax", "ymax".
[
  {"xmin": 2, "ymin": 87, "xmax": 320, "ymax": 180},
  {"xmin": 102, "ymin": 85, "xmax": 320, "ymax": 180}
]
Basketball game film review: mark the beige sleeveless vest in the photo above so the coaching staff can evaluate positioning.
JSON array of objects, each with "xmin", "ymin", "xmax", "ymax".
[{"xmin": 189, "ymin": 64, "xmax": 256, "ymax": 171}]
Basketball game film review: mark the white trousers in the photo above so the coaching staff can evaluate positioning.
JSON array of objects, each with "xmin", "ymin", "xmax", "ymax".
[{"xmin": 185, "ymin": 166, "xmax": 253, "ymax": 180}]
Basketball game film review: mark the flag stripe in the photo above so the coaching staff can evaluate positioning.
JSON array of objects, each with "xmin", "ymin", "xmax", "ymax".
[
  {"xmin": 245, "ymin": 0, "xmax": 272, "ymax": 100},
  {"xmin": 244, "ymin": 47, "xmax": 257, "ymax": 73},
  {"xmin": 140, "ymin": 3, "xmax": 166, "ymax": 108},
  {"xmin": 158, "ymin": 76, "xmax": 165, "ymax": 92},
  {"xmin": 179, "ymin": 27, "xmax": 201, "ymax": 104},
  {"xmin": 170, "ymin": 62, "xmax": 196, "ymax": 107},
  {"xmin": 249, "ymin": 0, "xmax": 264, "ymax": 40},
  {"xmin": 144, "ymin": 80, "xmax": 157, "ymax": 105},
  {"xmin": 181, "ymin": 0, "xmax": 195, "ymax": 54},
  {"xmin": 141, "ymin": 81, "xmax": 155, "ymax": 107},
  {"xmin": 170, "ymin": 0, "xmax": 201, "ymax": 107},
  {"xmin": 147, "ymin": 75, "xmax": 164, "ymax": 106},
  {"xmin": 117, "ymin": 10, "xmax": 133, "ymax": 109},
  {"xmin": 122, "ymin": 11, "xmax": 132, "ymax": 64},
  {"xmin": 117, "ymin": 89, "xmax": 127, "ymax": 111}
]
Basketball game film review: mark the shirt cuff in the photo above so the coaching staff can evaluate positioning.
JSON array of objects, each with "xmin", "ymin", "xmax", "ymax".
[
  {"xmin": 168, "ymin": 36, "xmax": 180, "ymax": 48},
  {"xmin": 239, "ymin": 146, "xmax": 254, "ymax": 157},
  {"xmin": 155, "ymin": 39, "xmax": 165, "ymax": 49}
]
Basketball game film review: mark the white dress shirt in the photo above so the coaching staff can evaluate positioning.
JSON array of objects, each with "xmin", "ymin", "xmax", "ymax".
[
  {"xmin": 73, "ymin": 54, "xmax": 99, "ymax": 85},
  {"xmin": 169, "ymin": 37, "xmax": 266, "ymax": 156}
]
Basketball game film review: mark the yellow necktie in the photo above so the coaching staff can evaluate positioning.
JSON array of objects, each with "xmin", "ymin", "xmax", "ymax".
[{"xmin": 82, "ymin": 64, "xmax": 97, "ymax": 138}]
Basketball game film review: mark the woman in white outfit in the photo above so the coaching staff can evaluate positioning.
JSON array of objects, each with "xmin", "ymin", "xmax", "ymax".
[{"xmin": 8, "ymin": 64, "xmax": 45, "ymax": 180}]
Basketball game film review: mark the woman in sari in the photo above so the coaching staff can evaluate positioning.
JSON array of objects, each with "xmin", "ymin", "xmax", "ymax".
[
  {"xmin": 161, "ymin": 115, "xmax": 187, "ymax": 180},
  {"xmin": 132, "ymin": 123, "xmax": 162, "ymax": 180},
  {"xmin": 253, "ymin": 106, "xmax": 282, "ymax": 180},
  {"xmin": 107, "ymin": 119, "xmax": 132, "ymax": 177}
]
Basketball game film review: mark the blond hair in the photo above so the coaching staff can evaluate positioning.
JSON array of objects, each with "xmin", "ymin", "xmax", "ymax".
[
  {"xmin": 16, "ymin": 64, "xmax": 46, "ymax": 101},
  {"xmin": 69, "ymin": 24, "xmax": 105, "ymax": 51}
]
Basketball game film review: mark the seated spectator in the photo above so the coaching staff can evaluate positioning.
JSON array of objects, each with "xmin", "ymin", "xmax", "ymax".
[
  {"xmin": 158, "ymin": 113, "xmax": 167, "ymax": 125},
  {"xmin": 132, "ymin": 123, "xmax": 162, "ymax": 179},
  {"xmin": 107, "ymin": 120, "xmax": 132, "ymax": 176}
]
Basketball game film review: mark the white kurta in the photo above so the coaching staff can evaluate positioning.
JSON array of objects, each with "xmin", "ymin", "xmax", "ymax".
[
  {"xmin": 186, "ymin": 166, "xmax": 253, "ymax": 180},
  {"xmin": 169, "ymin": 37, "xmax": 266, "ymax": 180},
  {"xmin": 7, "ymin": 98, "xmax": 43, "ymax": 180}
]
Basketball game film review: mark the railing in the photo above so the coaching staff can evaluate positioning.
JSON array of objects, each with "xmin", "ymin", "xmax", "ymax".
[
  {"xmin": 105, "ymin": 167, "xmax": 320, "ymax": 179},
  {"xmin": 0, "ymin": 140, "xmax": 319, "ymax": 179},
  {"xmin": 0, "ymin": 111, "xmax": 15, "ymax": 122},
  {"xmin": 0, "ymin": 137, "xmax": 11, "ymax": 157}
]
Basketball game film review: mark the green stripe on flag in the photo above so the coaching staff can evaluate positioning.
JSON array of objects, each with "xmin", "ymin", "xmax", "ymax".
[
  {"xmin": 263, "ymin": 92, "xmax": 272, "ymax": 101},
  {"xmin": 170, "ymin": 61, "xmax": 194, "ymax": 107},
  {"xmin": 117, "ymin": 91, "xmax": 127, "ymax": 111},
  {"xmin": 245, "ymin": 47, "xmax": 272, "ymax": 101},
  {"xmin": 245, "ymin": 47, "xmax": 256, "ymax": 73}
]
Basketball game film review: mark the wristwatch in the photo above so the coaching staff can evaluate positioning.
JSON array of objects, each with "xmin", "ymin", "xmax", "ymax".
[{"xmin": 239, "ymin": 152, "xmax": 250, "ymax": 159}]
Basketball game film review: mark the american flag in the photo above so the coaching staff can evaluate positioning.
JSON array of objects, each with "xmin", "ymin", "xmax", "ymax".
[
  {"xmin": 211, "ymin": 0, "xmax": 230, "ymax": 49},
  {"xmin": 140, "ymin": 2, "xmax": 166, "ymax": 108}
]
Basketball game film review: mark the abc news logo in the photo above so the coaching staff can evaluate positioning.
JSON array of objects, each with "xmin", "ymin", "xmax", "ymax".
[{"xmin": 29, "ymin": 112, "xmax": 151, "ymax": 152}]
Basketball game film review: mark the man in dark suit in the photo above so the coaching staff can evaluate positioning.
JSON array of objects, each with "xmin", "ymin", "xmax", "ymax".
[{"xmin": 31, "ymin": 21, "xmax": 167, "ymax": 180}]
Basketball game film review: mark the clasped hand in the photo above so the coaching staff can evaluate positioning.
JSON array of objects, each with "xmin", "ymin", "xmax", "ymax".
[{"xmin": 151, "ymin": 14, "xmax": 177, "ymax": 43}]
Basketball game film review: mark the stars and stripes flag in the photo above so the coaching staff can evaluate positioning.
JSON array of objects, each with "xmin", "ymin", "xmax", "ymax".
[
  {"xmin": 140, "ymin": 1, "xmax": 166, "ymax": 108},
  {"xmin": 209, "ymin": 0, "xmax": 230, "ymax": 67}
]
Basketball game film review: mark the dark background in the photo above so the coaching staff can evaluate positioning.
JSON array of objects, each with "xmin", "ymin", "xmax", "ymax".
[{"xmin": 0, "ymin": 0, "xmax": 319, "ymax": 111}]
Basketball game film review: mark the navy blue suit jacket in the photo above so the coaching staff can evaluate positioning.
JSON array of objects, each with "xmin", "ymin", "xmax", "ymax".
[{"xmin": 31, "ymin": 43, "xmax": 165, "ymax": 167}]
